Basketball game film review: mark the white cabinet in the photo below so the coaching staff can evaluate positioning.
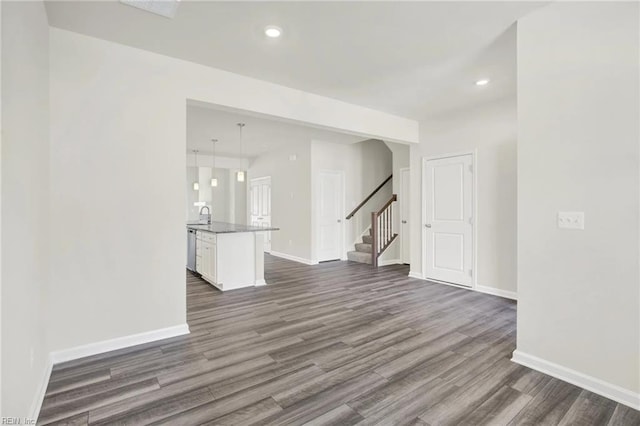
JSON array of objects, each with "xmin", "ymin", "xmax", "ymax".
[
  {"xmin": 196, "ymin": 231, "xmax": 217, "ymax": 285},
  {"xmin": 194, "ymin": 230, "xmax": 258, "ymax": 291}
]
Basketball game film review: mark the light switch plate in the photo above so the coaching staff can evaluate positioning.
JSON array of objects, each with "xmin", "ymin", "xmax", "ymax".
[{"xmin": 558, "ymin": 212, "xmax": 585, "ymax": 230}]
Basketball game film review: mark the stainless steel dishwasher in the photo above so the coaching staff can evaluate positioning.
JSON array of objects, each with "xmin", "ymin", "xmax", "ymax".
[{"xmin": 187, "ymin": 228, "xmax": 197, "ymax": 272}]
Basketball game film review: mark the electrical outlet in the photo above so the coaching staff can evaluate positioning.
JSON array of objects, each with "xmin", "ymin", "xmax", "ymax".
[{"xmin": 558, "ymin": 212, "xmax": 584, "ymax": 230}]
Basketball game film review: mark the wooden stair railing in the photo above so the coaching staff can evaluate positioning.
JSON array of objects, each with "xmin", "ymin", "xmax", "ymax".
[
  {"xmin": 345, "ymin": 174, "xmax": 392, "ymax": 220},
  {"xmin": 371, "ymin": 194, "xmax": 398, "ymax": 267}
]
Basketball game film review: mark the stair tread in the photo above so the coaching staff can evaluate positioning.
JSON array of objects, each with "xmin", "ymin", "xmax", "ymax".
[
  {"xmin": 347, "ymin": 251, "xmax": 372, "ymax": 264},
  {"xmin": 362, "ymin": 235, "xmax": 373, "ymax": 244},
  {"xmin": 355, "ymin": 243, "xmax": 372, "ymax": 253}
]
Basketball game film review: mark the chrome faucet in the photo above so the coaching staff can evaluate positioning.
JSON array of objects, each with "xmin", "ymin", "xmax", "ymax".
[{"xmin": 199, "ymin": 206, "xmax": 211, "ymax": 224}]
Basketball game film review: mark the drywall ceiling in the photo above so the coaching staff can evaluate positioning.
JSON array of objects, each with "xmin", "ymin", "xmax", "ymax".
[
  {"xmin": 187, "ymin": 104, "xmax": 366, "ymax": 158},
  {"xmin": 45, "ymin": 1, "xmax": 543, "ymax": 119}
]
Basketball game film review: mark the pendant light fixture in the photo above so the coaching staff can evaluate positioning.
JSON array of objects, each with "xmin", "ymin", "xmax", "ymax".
[
  {"xmin": 237, "ymin": 123, "xmax": 246, "ymax": 182},
  {"xmin": 210, "ymin": 139, "xmax": 218, "ymax": 187},
  {"xmin": 192, "ymin": 149, "xmax": 200, "ymax": 191}
]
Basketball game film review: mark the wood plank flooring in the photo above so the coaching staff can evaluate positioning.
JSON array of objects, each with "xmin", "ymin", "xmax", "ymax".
[{"xmin": 39, "ymin": 255, "xmax": 640, "ymax": 425}]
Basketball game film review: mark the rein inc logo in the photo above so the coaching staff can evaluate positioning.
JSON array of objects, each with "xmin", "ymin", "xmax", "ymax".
[{"xmin": 1, "ymin": 418, "xmax": 35, "ymax": 425}]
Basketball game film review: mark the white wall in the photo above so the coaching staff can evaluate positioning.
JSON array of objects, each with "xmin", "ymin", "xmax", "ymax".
[
  {"xmin": 516, "ymin": 1, "xmax": 640, "ymax": 403},
  {"xmin": 1, "ymin": 1, "xmax": 50, "ymax": 417},
  {"xmin": 186, "ymin": 152, "xmax": 248, "ymax": 171},
  {"xmin": 311, "ymin": 139, "xmax": 393, "ymax": 262},
  {"xmin": 47, "ymin": 27, "xmax": 416, "ymax": 354},
  {"xmin": 409, "ymin": 97, "xmax": 517, "ymax": 296},
  {"xmin": 249, "ymin": 140, "xmax": 312, "ymax": 260}
]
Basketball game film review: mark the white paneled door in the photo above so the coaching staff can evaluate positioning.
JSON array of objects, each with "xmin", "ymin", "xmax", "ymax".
[
  {"xmin": 317, "ymin": 171, "xmax": 344, "ymax": 262},
  {"xmin": 424, "ymin": 154, "xmax": 473, "ymax": 286},
  {"xmin": 400, "ymin": 168, "xmax": 411, "ymax": 264},
  {"xmin": 250, "ymin": 176, "xmax": 272, "ymax": 252}
]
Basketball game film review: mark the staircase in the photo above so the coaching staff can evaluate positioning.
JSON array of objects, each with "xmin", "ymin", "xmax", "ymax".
[
  {"xmin": 347, "ymin": 229, "xmax": 375, "ymax": 264},
  {"xmin": 347, "ymin": 194, "xmax": 398, "ymax": 267}
]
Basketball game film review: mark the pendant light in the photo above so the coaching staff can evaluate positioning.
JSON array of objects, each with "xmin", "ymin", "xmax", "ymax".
[
  {"xmin": 210, "ymin": 139, "xmax": 218, "ymax": 187},
  {"xmin": 192, "ymin": 150, "xmax": 199, "ymax": 191},
  {"xmin": 237, "ymin": 123, "xmax": 246, "ymax": 182}
]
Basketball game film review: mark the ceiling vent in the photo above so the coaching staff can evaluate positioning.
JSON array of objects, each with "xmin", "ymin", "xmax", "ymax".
[{"xmin": 120, "ymin": 0, "xmax": 180, "ymax": 19}]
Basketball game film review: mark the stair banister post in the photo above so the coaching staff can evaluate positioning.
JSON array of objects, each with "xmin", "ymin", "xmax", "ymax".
[{"xmin": 371, "ymin": 211, "xmax": 378, "ymax": 267}]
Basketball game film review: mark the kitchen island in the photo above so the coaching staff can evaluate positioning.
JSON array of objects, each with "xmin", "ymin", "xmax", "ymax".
[{"xmin": 187, "ymin": 222, "xmax": 279, "ymax": 291}]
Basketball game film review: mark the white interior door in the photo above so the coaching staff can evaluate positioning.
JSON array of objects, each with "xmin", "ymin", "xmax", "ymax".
[
  {"xmin": 400, "ymin": 168, "xmax": 411, "ymax": 264},
  {"xmin": 317, "ymin": 171, "xmax": 344, "ymax": 262},
  {"xmin": 250, "ymin": 176, "xmax": 272, "ymax": 252},
  {"xmin": 424, "ymin": 154, "xmax": 473, "ymax": 286}
]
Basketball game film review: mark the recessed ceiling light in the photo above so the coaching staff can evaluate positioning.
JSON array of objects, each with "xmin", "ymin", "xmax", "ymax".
[
  {"xmin": 265, "ymin": 25, "xmax": 282, "ymax": 38},
  {"xmin": 475, "ymin": 79, "xmax": 490, "ymax": 86}
]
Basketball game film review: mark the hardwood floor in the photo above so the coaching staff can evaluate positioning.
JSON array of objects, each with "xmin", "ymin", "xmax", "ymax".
[{"xmin": 39, "ymin": 255, "xmax": 640, "ymax": 425}]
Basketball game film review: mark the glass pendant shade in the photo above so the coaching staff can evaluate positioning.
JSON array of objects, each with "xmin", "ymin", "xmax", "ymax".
[
  {"xmin": 236, "ymin": 124, "xmax": 246, "ymax": 183},
  {"xmin": 211, "ymin": 139, "xmax": 218, "ymax": 188},
  {"xmin": 192, "ymin": 149, "xmax": 200, "ymax": 191}
]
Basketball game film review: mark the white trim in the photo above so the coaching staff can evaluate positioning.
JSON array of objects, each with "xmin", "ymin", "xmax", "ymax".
[
  {"xmin": 255, "ymin": 279, "xmax": 266, "ymax": 286},
  {"xmin": 512, "ymin": 350, "xmax": 640, "ymax": 410},
  {"xmin": 50, "ymin": 324, "xmax": 190, "ymax": 365},
  {"xmin": 421, "ymin": 151, "xmax": 477, "ymax": 288},
  {"xmin": 270, "ymin": 250, "xmax": 318, "ymax": 265},
  {"xmin": 29, "ymin": 358, "xmax": 53, "ymax": 422},
  {"xmin": 475, "ymin": 285, "xmax": 517, "ymax": 300},
  {"xmin": 408, "ymin": 273, "xmax": 516, "ymax": 301},
  {"xmin": 399, "ymin": 167, "xmax": 411, "ymax": 265},
  {"xmin": 378, "ymin": 258, "xmax": 402, "ymax": 266}
]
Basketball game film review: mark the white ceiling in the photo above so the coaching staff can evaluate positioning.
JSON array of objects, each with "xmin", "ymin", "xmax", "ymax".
[
  {"xmin": 187, "ymin": 104, "xmax": 366, "ymax": 158},
  {"xmin": 45, "ymin": 1, "xmax": 544, "ymax": 120}
]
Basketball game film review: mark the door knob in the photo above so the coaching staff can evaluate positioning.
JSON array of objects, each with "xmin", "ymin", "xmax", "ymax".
[
  {"xmin": 425, "ymin": 224, "xmax": 432, "ymax": 228},
  {"xmin": 337, "ymin": 219, "xmax": 342, "ymax": 223},
  {"xmin": 402, "ymin": 220, "xmax": 407, "ymax": 224}
]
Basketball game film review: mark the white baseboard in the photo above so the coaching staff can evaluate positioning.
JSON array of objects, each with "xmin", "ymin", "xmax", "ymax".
[
  {"xmin": 270, "ymin": 251, "xmax": 317, "ymax": 265},
  {"xmin": 255, "ymin": 279, "xmax": 266, "ymax": 286},
  {"xmin": 378, "ymin": 258, "xmax": 402, "ymax": 266},
  {"xmin": 407, "ymin": 273, "xmax": 517, "ymax": 301},
  {"xmin": 29, "ymin": 357, "xmax": 53, "ymax": 422},
  {"xmin": 408, "ymin": 271, "xmax": 423, "ymax": 279},
  {"xmin": 30, "ymin": 324, "xmax": 189, "ymax": 422},
  {"xmin": 50, "ymin": 324, "xmax": 190, "ymax": 365},
  {"xmin": 512, "ymin": 350, "xmax": 640, "ymax": 410},
  {"xmin": 476, "ymin": 285, "xmax": 517, "ymax": 301}
]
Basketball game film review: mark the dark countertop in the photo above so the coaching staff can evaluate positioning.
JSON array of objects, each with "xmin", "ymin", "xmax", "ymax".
[{"xmin": 187, "ymin": 221, "xmax": 280, "ymax": 234}]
